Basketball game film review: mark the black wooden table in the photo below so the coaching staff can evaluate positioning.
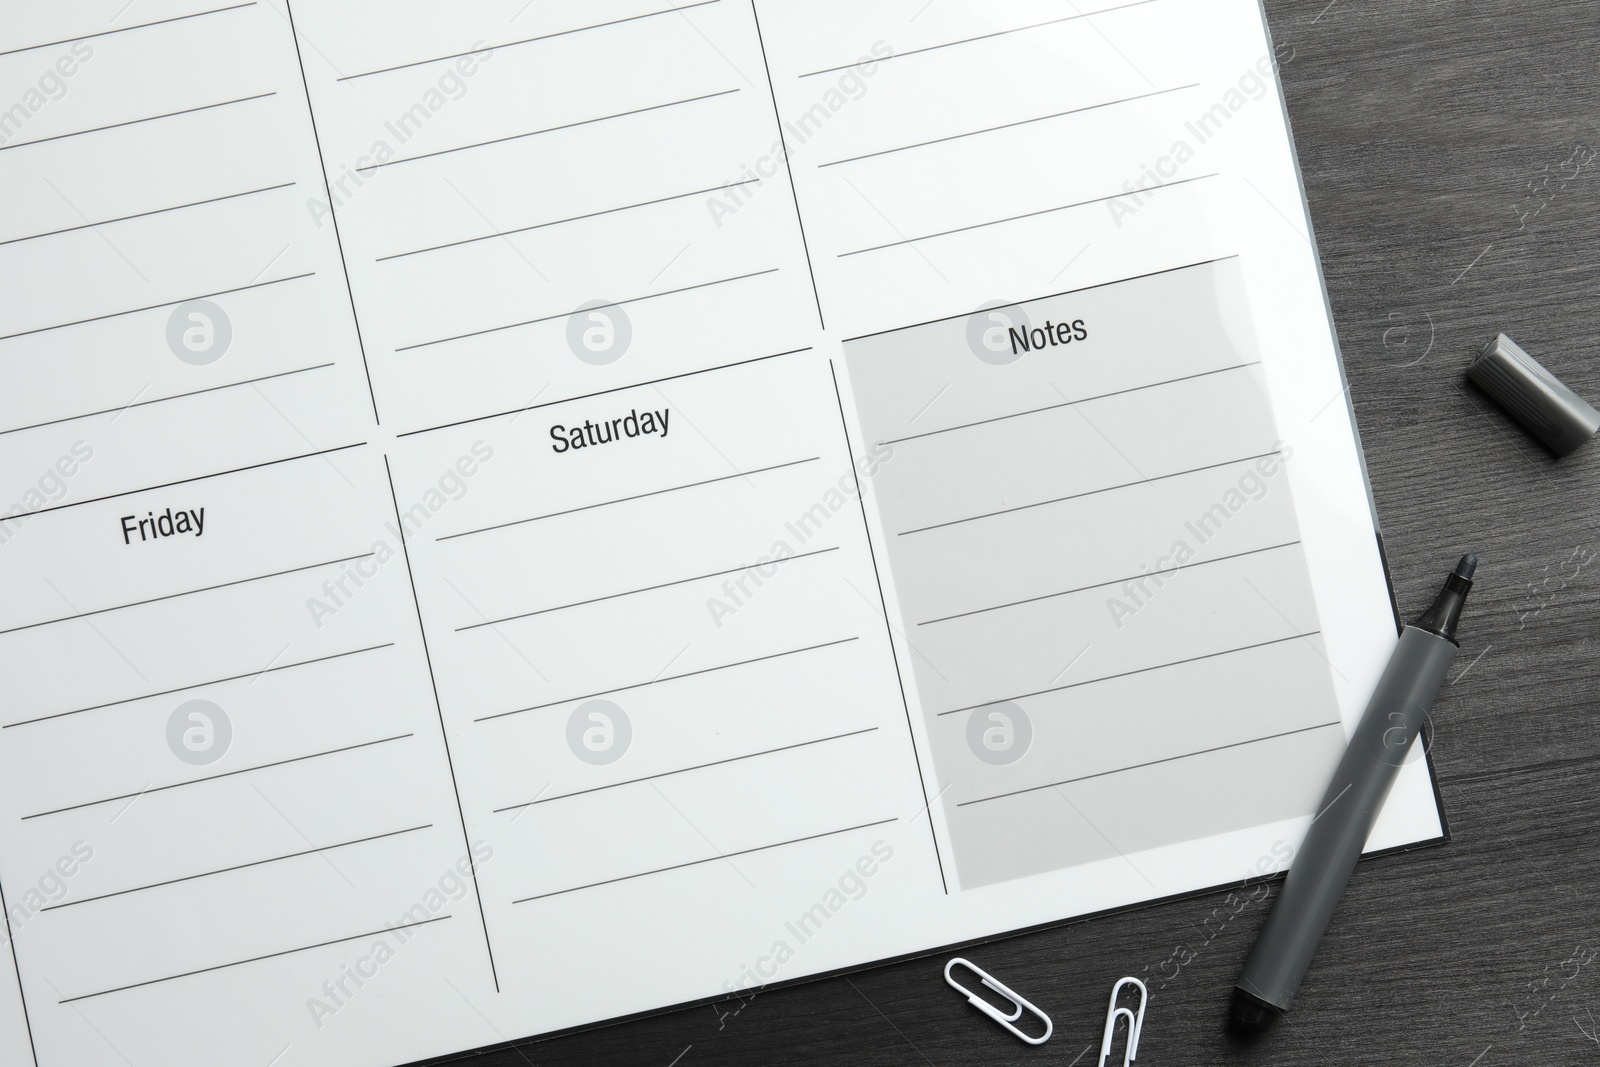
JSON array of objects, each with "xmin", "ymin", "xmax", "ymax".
[{"xmin": 441, "ymin": 1, "xmax": 1600, "ymax": 1063}]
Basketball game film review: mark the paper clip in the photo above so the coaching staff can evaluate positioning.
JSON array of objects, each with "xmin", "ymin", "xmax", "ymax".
[
  {"xmin": 1098, "ymin": 976, "xmax": 1148, "ymax": 1066},
  {"xmin": 943, "ymin": 957, "xmax": 1052, "ymax": 1045}
]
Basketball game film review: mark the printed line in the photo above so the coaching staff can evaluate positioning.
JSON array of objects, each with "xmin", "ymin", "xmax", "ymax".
[
  {"xmin": 358, "ymin": 89, "xmax": 739, "ymax": 171},
  {"xmin": 401, "ymin": 346, "xmax": 808, "ymax": 437},
  {"xmin": 750, "ymin": 1, "xmax": 825, "ymax": 329},
  {"xmin": 513, "ymin": 818, "xmax": 897, "ymax": 902},
  {"xmin": 0, "ymin": 182, "xmax": 295, "ymax": 248},
  {"xmin": 0, "ymin": 552, "xmax": 373, "ymax": 637},
  {"xmin": 840, "ymin": 174, "xmax": 1218, "ymax": 256},
  {"xmin": 376, "ymin": 179, "xmax": 758, "ymax": 262},
  {"xmin": 58, "ymin": 916, "xmax": 450, "ymax": 1004},
  {"xmin": 383, "ymin": 456, "xmax": 501, "ymax": 992},
  {"xmin": 958, "ymin": 722, "xmax": 1341, "ymax": 806},
  {"xmin": 3, "ymin": 643, "xmax": 394, "ymax": 729},
  {"xmin": 338, "ymin": 1, "xmax": 722, "ymax": 80},
  {"xmin": 820, "ymin": 85, "xmax": 1197, "ymax": 167},
  {"xmin": 44, "ymin": 825, "xmax": 433, "ymax": 912},
  {"xmin": 0, "ymin": 442, "xmax": 364, "ymax": 523},
  {"xmin": 496, "ymin": 728, "xmax": 879, "ymax": 813},
  {"xmin": 24, "ymin": 734, "xmax": 414, "ymax": 820},
  {"xmin": 0, "ymin": 272, "xmax": 314, "ymax": 344},
  {"xmin": 477, "ymin": 636, "xmax": 859, "ymax": 723},
  {"xmin": 0, "ymin": 363, "xmax": 335, "ymax": 437},
  {"xmin": 886, "ymin": 363, "xmax": 1260, "ymax": 446},
  {"xmin": 283, "ymin": 0, "xmax": 382, "ymax": 424},
  {"xmin": 396, "ymin": 267, "xmax": 777, "ymax": 352},
  {"xmin": 842, "ymin": 257, "xmax": 1238, "ymax": 344},
  {"xmin": 799, "ymin": 0, "xmax": 1170, "ymax": 77},
  {"xmin": 921, "ymin": 541, "xmax": 1302, "ymax": 626},
  {"xmin": 0, "ymin": 92, "xmax": 275, "ymax": 153},
  {"xmin": 460, "ymin": 547, "xmax": 838, "ymax": 630},
  {"xmin": 902, "ymin": 449, "xmax": 1280, "ymax": 536},
  {"xmin": 0, "ymin": 4, "xmax": 257, "ymax": 59},
  {"xmin": 827, "ymin": 360, "xmax": 948, "ymax": 894},
  {"xmin": 440, "ymin": 457, "xmax": 819, "ymax": 541},
  {"xmin": 0, "ymin": 875, "xmax": 39, "ymax": 1066},
  {"xmin": 937, "ymin": 632, "xmax": 1323, "ymax": 716}
]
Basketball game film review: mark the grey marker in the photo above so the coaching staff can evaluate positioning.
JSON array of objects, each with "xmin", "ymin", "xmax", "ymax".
[{"xmin": 1232, "ymin": 554, "xmax": 1477, "ymax": 1029}]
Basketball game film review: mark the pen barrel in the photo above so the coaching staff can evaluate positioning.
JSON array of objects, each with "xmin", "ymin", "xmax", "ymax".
[{"xmin": 1237, "ymin": 626, "xmax": 1458, "ymax": 1012}]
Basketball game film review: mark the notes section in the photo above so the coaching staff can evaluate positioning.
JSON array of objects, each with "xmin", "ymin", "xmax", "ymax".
[
  {"xmin": 288, "ymin": 0, "xmax": 824, "ymax": 435},
  {"xmin": 388, "ymin": 348, "xmax": 940, "ymax": 1016},
  {"xmin": 843, "ymin": 259, "xmax": 1345, "ymax": 890}
]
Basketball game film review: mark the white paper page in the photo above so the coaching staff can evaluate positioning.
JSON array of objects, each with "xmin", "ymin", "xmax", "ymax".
[
  {"xmin": 0, "ymin": 4, "xmax": 512, "ymax": 1064},
  {"xmin": 0, "ymin": 2, "xmax": 1440, "ymax": 1065},
  {"xmin": 745, "ymin": 0, "xmax": 1443, "ymax": 868}
]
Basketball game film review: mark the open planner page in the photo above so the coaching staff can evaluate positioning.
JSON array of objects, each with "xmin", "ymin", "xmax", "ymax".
[{"xmin": 0, "ymin": 1, "xmax": 1442, "ymax": 1064}]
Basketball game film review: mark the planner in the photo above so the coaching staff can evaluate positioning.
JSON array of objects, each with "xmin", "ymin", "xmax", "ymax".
[{"xmin": 0, "ymin": 2, "xmax": 1444, "ymax": 1064}]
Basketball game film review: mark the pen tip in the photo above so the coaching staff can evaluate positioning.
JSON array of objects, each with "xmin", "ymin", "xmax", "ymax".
[
  {"xmin": 1455, "ymin": 553, "xmax": 1478, "ymax": 581},
  {"xmin": 1229, "ymin": 988, "xmax": 1280, "ymax": 1033}
]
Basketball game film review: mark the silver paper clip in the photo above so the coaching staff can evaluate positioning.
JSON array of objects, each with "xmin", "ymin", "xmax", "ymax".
[
  {"xmin": 943, "ymin": 957, "xmax": 1053, "ymax": 1046},
  {"xmin": 1098, "ymin": 976, "xmax": 1148, "ymax": 1066}
]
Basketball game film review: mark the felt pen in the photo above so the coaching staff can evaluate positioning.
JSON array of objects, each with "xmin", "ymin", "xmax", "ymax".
[{"xmin": 1231, "ymin": 553, "xmax": 1477, "ymax": 1029}]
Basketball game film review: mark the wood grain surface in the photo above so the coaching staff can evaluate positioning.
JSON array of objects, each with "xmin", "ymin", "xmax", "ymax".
[{"xmin": 427, "ymin": 1, "xmax": 1600, "ymax": 1063}]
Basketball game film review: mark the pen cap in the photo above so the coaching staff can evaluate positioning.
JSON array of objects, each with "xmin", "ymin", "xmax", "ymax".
[{"xmin": 1466, "ymin": 333, "xmax": 1600, "ymax": 457}]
